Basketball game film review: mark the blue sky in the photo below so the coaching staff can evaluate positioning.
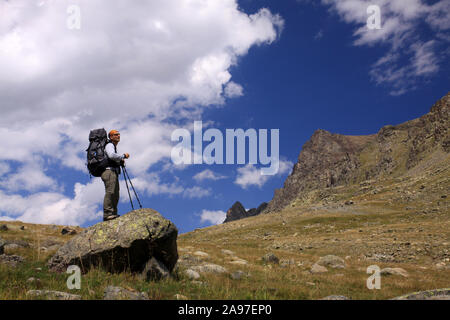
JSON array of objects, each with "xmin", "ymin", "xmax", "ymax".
[{"xmin": 0, "ymin": 0, "xmax": 448, "ymax": 233}]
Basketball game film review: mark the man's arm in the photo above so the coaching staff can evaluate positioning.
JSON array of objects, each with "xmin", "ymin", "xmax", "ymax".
[{"xmin": 105, "ymin": 143, "xmax": 124, "ymax": 164}]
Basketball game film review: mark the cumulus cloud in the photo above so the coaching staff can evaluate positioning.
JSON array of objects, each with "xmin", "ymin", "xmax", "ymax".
[
  {"xmin": 319, "ymin": 0, "xmax": 449, "ymax": 94},
  {"xmin": 234, "ymin": 159, "xmax": 293, "ymax": 189},
  {"xmin": 199, "ymin": 209, "xmax": 226, "ymax": 225},
  {"xmin": 193, "ymin": 169, "xmax": 227, "ymax": 182},
  {"xmin": 0, "ymin": 0, "xmax": 284, "ymax": 225}
]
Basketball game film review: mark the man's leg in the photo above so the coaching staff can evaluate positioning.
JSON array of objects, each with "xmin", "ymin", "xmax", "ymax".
[
  {"xmin": 112, "ymin": 171, "xmax": 120, "ymax": 215},
  {"xmin": 101, "ymin": 170, "xmax": 116, "ymax": 220}
]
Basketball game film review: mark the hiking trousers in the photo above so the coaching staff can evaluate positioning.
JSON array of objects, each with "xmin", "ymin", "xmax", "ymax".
[{"xmin": 101, "ymin": 169, "xmax": 119, "ymax": 218}]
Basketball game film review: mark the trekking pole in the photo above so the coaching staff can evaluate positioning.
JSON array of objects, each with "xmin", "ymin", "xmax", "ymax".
[
  {"xmin": 121, "ymin": 165, "xmax": 135, "ymax": 211},
  {"xmin": 122, "ymin": 165, "xmax": 143, "ymax": 209}
]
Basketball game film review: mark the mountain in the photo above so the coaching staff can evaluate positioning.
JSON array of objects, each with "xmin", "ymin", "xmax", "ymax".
[
  {"xmin": 264, "ymin": 92, "xmax": 449, "ymax": 213},
  {"xmin": 223, "ymin": 201, "xmax": 267, "ymax": 223}
]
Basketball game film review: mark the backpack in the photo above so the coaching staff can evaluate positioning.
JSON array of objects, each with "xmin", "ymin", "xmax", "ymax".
[{"xmin": 86, "ymin": 128, "xmax": 110, "ymax": 177}]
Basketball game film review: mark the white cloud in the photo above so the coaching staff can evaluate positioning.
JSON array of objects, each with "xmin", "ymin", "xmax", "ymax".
[
  {"xmin": 234, "ymin": 159, "xmax": 293, "ymax": 189},
  {"xmin": 0, "ymin": 180, "xmax": 103, "ymax": 226},
  {"xmin": 0, "ymin": 0, "xmax": 283, "ymax": 225},
  {"xmin": 193, "ymin": 169, "xmax": 227, "ymax": 182},
  {"xmin": 199, "ymin": 209, "xmax": 226, "ymax": 225},
  {"xmin": 0, "ymin": 162, "xmax": 58, "ymax": 193},
  {"xmin": 320, "ymin": 0, "xmax": 450, "ymax": 94}
]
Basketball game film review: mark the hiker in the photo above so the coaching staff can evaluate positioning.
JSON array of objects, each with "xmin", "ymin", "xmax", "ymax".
[{"xmin": 102, "ymin": 130, "xmax": 130, "ymax": 221}]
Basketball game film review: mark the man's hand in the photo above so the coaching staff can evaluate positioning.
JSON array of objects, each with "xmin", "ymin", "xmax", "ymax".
[{"xmin": 123, "ymin": 153, "xmax": 130, "ymax": 159}]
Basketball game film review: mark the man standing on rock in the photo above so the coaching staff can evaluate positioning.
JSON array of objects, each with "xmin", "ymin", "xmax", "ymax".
[{"xmin": 102, "ymin": 130, "xmax": 130, "ymax": 221}]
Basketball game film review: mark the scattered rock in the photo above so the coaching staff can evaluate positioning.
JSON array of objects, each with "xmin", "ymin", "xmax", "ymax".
[
  {"xmin": 391, "ymin": 288, "xmax": 450, "ymax": 300},
  {"xmin": 26, "ymin": 290, "xmax": 81, "ymax": 300},
  {"xmin": 61, "ymin": 227, "xmax": 77, "ymax": 235},
  {"xmin": 316, "ymin": 255, "xmax": 345, "ymax": 269},
  {"xmin": 26, "ymin": 277, "xmax": 42, "ymax": 288},
  {"xmin": 280, "ymin": 259, "xmax": 295, "ymax": 268},
  {"xmin": 141, "ymin": 257, "xmax": 170, "ymax": 281},
  {"xmin": 230, "ymin": 270, "xmax": 250, "ymax": 280},
  {"xmin": 0, "ymin": 254, "xmax": 25, "ymax": 268},
  {"xmin": 0, "ymin": 238, "xmax": 5, "ymax": 255},
  {"xmin": 436, "ymin": 262, "xmax": 448, "ymax": 270},
  {"xmin": 221, "ymin": 249, "xmax": 235, "ymax": 255},
  {"xmin": 380, "ymin": 267, "xmax": 409, "ymax": 277},
  {"xmin": 310, "ymin": 264, "xmax": 328, "ymax": 274},
  {"xmin": 262, "ymin": 253, "xmax": 279, "ymax": 264},
  {"xmin": 185, "ymin": 269, "xmax": 200, "ymax": 280},
  {"xmin": 48, "ymin": 209, "xmax": 178, "ymax": 275},
  {"xmin": 191, "ymin": 264, "xmax": 227, "ymax": 274},
  {"xmin": 193, "ymin": 251, "xmax": 209, "ymax": 258},
  {"xmin": 0, "ymin": 225, "xmax": 8, "ymax": 232},
  {"xmin": 321, "ymin": 295, "xmax": 349, "ymax": 300},
  {"xmin": 174, "ymin": 294, "xmax": 188, "ymax": 300},
  {"xmin": 228, "ymin": 259, "xmax": 248, "ymax": 265},
  {"xmin": 344, "ymin": 200, "xmax": 354, "ymax": 205},
  {"xmin": 20, "ymin": 226, "xmax": 25, "ymax": 231},
  {"xmin": 103, "ymin": 286, "xmax": 149, "ymax": 300}
]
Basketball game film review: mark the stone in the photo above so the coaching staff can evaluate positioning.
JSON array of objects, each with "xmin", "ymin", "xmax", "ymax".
[
  {"xmin": 0, "ymin": 254, "xmax": 25, "ymax": 268},
  {"xmin": 193, "ymin": 251, "xmax": 209, "ymax": 258},
  {"xmin": 48, "ymin": 209, "xmax": 178, "ymax": 275},
  {"xmin": 26, "ymin": 290, "xmax": 81, "ymax": 300},
  {"xmin": 61, "ymin": 227, "xmax": 77, "ymax": 235},
  {"xmin": 191, "ymin": 264, "xmax": 227, "ymax": 274},
  {"xmin": 141, "ymin": 257, "xmax": 170, "ymax": 281},
  {"xmin": 230, "ymin": 270, "xmax": 248, "ymax": 280},
  {"xmin": 310, "ymin": 264, "xmax": 328, "ymax": 274},
  {"xmin": 221, "ymin": 249, "xmax": 235, "ymax": 255},
  {"xmin": 174, "ymin": 294, "xmax": 188, "ymax": 300},
  {"xmin": 103, "ymin": 286, "xmax": 149, "ymax": 300},
  {"xmin": 0, "ymin": 238, "xmax": 5, "ymax": 255},
  {"xmin": 391, "ymin": 288, "xmax": 450, "ymax": 300},
  {"xmin": 316, "ymin": 255, "xmax": 345, "ymax": 269},
  {"xmin": 321, "ymin": 295, "xmax": 349, "ymax": 300},
  {"xmin": 185, "ymin": 269, "xmax": 200, "ymax": 280},
  {"xmin": 380, "ymin": 267, "xmax": 409, "ymax": 277},
  {"xmin": 262, "ymin": 253, "xmax": 279, "ymax": 264},
  {"xmin": 4, "ymin": 244, "xmax": 21, "ymax": 251},
  {"xmin": 0, "ymin": 225, "xmax": 8, "ymax": 232},
  {"xmin": 228, "ymin": 259, "xmax": 248, "ymax": 265}
]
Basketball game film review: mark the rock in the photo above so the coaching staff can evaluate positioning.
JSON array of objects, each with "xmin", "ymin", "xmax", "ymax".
[
  {"xmin": 20, "ymin": 226, "xmax": 25, "ymax": 230},
  {"xmin": 230, "ymin": 270, "xmax": 248, "ymax": 280},
  {"xmin": 141, "ymin": 257, "xmax": 170, "ymax": 281},
  {"xmin": 0, "ymin": 225, "xmax": 8, "ymax": 232},
  {"xmin": 4, "ymin": 244, "xmax": 21, "ymax": 251},
  {"xmin": 228, "ymin": 259, "xmax": 248, "ymax": 265},
  {"xmin": 380, "ymin": 267, "xmax": 409, "ymax": 277},
  {"xmin": 61, "ymin": 227, "xmax": 77, "ymax": 235},
  {"xmin": 26, "ymin": 290, "xmax": 81, "ymax": 300},
  {"xmin": 262, "ymin": 253, "xmax": 279, "ymax": 264},
  {"xmin": 223, "ymin": 201, "xmax": 268, "ymax": 223},
  {"xmin": 0, "ymin": 254, "xmax": 25, "ymax": 267},
  {"xmin": 316, "ymin": 255, "xmax": 345, "ymax": 269},
  {"xmin": 193, "ymin": 251, "xmax": 209, "ymax": 258},
  {"xmin": 280, "ymin": 259, "xmax": 295, "ymax": 268},
  {"xmin": 103, "ymin": 286, "xmax": 149, "ymax": 300},
  {"xmin": 221, "ymin": 249, "xmax": 235, "ymax": 255},
  {"xmin": 26, "ymin": 277, "xmax": 42, "ymax": 288},
  {"xmin": 436, "ymin": 262, "xmax": 447, "ymax": 270},
  {"xmin": 185, "ymin": 269, "xmax": 200, "ymax": 280},
  {"xmin": 174, "ymin": 294, "xmax": 188, "ymax": 300},
  {"xmin": 177, "ymin": 254, "xmax": 203, "ymax": 268},
  {"xmin": 391, "ymin": 288, "xmax": 450, "ymax": 300},
  {"xmin": 310, "ymin": 264, "xmax": 328, "ymax": 274},
  {"xmin": 191, "ymin": 264, "xmax": 227, "ymax": 274},
  {"xmin": 0, "ymin": 238, "xmax": 5, "ymax": 255},
  {"xmin": 48, "ymin": 209, "xmax": 178, "ymax": 275},
  {"xmin": 321, "ymin": 295, "xmax": 350, "ymax": 300}
]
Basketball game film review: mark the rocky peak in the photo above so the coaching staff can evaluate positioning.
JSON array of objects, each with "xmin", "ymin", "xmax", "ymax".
[
  {"xmin": 223, "ymin": 201, "xmax": 268, "ymax": 223},
  {"xmin": 264, "ymin": 92, "xmax": 450, "ymax": 213}
]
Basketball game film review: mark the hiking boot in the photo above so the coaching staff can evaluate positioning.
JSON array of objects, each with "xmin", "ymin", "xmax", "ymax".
[{"xmin": 104, "ymin": 214, "xmax": 120, "ymax": 222}]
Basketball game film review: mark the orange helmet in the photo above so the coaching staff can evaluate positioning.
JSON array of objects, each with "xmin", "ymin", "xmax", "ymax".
[{"xmin": 108, "ymin": 130, "xmax": 120, "ymax": 138}]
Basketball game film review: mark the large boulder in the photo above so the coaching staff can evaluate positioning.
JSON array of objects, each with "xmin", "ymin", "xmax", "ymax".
[{"xmin": 47, "ymin": 209, "xmax": 178, "ymax": 275}]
